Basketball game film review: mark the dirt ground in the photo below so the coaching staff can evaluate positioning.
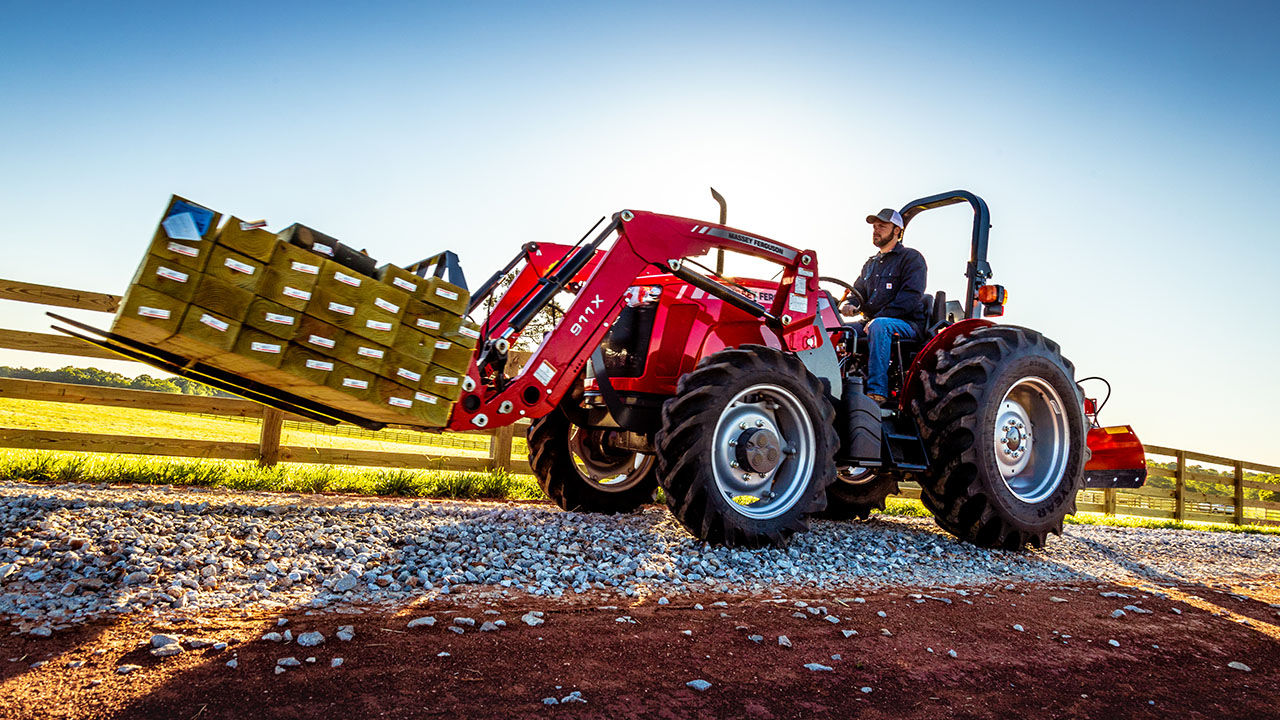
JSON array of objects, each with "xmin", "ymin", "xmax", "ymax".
[{"xmin": 1, "ymin": 580, "xmax": 1276, "ymax": 720}]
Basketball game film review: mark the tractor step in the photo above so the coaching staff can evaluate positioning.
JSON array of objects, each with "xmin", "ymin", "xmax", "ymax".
[{"xmin": 881, "ymin": 418, "xmax": 929, "ymax": 471}]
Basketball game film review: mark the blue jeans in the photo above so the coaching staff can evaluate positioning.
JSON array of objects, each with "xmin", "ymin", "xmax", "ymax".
[{"xmin": 849, "ymin": 317, "xmax": 919, "ymax": 398}]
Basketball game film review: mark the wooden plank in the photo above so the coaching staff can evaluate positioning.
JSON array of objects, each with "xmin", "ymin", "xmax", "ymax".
[
  {"xmin": 1073, "ymin": 502, "xmax": 1106, "ymax": 513},
  {"xmin": 1234, "ymin": 461, "xmax": 1245, "ymax": 526},
  {"xmin": 1242, "ymin": 478, "xmax": 1280, "ymax": 492},
  {"xmin": 1174, "ymin": 450, "xmax": 1186, "ymax": 522},
  {"xmin": 277, "ymin": 445, "xmax": 531, "ymax": 474},
  {"xmin": 488, "ymin": 425, "xmax": 515, "ymax": 473},
  {"xmin": 1183, "ymin": 490, "xmax": 1232, "ymax": 505},
  {"xmin": 1182, "ymin": 469, "xmax": 1237, "ymax": 487},
  {"xmin": 1241, "ymin": 459, "xmax": 1280, "ymax": 475},
  {"xmin": 896, "ymin": 486, "xmax": 922, "ymax": 500},
  {"xmin": 258, "ymin": 408, "xmax": 284, "ymax": 468},
  {"xmin": 0, "ymin": 329, "xmax": 125, "ymax": 361},
  {"xmin": 0, "ymin": 427, "xmax": 258, "ymax": 460},
  {"xmin": 1123, "ymin": 485, "xmax": 1177, "ymax": 500},
  {"xmin": 1142, "ymin": 444, "xmax": 1179, "ymax": 457},
  {"xmin": 1185, "ymin": 511, "xmax": 1232, "ymax": 524},
  {"xmin": 0, "ymin": 377, "xmax": 279, "ymax": 418},
  {"xmin": 1182, "ymin": 448, "xmax": 1246, "ymax": 468},
  {"xmin": 0, "ymin": 278, "xmax": 119, "ymax": 313},
  {"xmin": 1246, "ymin": 497, "xmax": 1280, "ymax": 512},
  {"xmin": 1103, "ymin": 488, "xmax": 1117, "ymax": 516},
  {"xmin": 1112, "ymin": 505, "xmax": 1175, "ymax": 521}
]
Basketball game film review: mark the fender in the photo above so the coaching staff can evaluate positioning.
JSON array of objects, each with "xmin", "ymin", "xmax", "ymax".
[{"xmin": 897, "ymin": 318, "xmax": 994, "ymax": 411}]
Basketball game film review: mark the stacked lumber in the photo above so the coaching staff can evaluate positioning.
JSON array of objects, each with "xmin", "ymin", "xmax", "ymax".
[{"xmin": 111, "ymin": 196, "xmax": 477, "ymax": 427}]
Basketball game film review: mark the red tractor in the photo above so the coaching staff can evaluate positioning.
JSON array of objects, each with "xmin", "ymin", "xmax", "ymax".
[
  {"xmin": 60, "ymin": 189, "xmax": 1146, "ymax": 550},
  {"xmin": 450, "ymin": 190, "xmax": 1147, "ymax": 549}
]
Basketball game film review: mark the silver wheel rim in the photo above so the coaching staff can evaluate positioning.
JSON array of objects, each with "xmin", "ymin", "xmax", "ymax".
[
  {"xmin": 569, "ymin": 428, "xmax": 653, "ymax": 492},
  {"xmin": 711, "ymin": 383, "xmax": 816, "ymax": 520},
  {"xmin": 994, "ymin": 376, "xmax": 1069, "ymax": 504},
  {"xmin": 836, "ymin": 467, "xmax": 873, "ymax": 485}
]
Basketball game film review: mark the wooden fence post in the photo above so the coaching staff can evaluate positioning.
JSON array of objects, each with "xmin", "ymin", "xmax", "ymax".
[
  {"xmin": 1233, "ymin": 460, "xmax": 1245, "ymax": 526},
  {"xmin": 1103, "ymin": 488, "xmax": 1117, "ymax": 517},
  {"xmin": 489, "ymin": 425, "xmax": 514, "ymax": 473},
  {"xmin": 258, "ymin": 408, "xmax": 284, "ymax": 468},
  {"xmin": 1174, "ymin": 450, "xmax": 1187, "ymax": 522}
]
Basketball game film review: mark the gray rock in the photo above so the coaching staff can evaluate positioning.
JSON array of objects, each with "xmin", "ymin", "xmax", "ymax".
[
  {"xmin": 274, "ymin": 666, "xmax": 286, "ymax": 675},
  {"xmin": 261, "ymin": 632, "xmax": 283, "ymax": 642},
  {"xmin": 687, "ymin": 679, "xmax": 712, "ymax": 691},
  {"xmin": 561, "ymin": 691, "xmax": 586, "ymax": 704},
  {"xmin": 448, "ymin": 626, "xmax": 465, "ymax": 635},
  {"xmin": 480, "ymin": 621, "xmax": 499, "ymax": 632},
  {"xmin": 947, "ymin": 649, "xmax": 958, "ymax": 658},
  {"xmin": 29, "ymin": 626, "xmax": 52, "ymax": 637},
  {"xmin": 333, "ymin": 574, "xmax": 359, "ymax": 592},
  {"xmin": 1013, "ymin": 624, "xmax": 1025, "ymax": 632},
  {"xmin": 117, "ymin": 664, "xmax": 142, "ymax": 674},
  {"xmin": 1050, "ymin": 596, "xmax": 1069, "ymax": 603},
  {"xmin": 151, "ymin": 643, "xmax": 183, "ymax": 657},
  {"xmin": 1111, "ymin": 609, "xmax": 1126, "ymax": 618},
  {"xmin": 521, "ymin": 612, "xmax": 544, "ymax": 627},
  {"xmin": 542, "ymin": 697, "xmax": 559, "ymax": 705},
  {"xmin": 1108, "ymin": 639, "xmax": 1120, "ymax": 647},
  {"xmin": 454, "ymin": 617, "xmax": 476, "ymax": 627},
  {"xmin": 804, "ymin": 663, "xmax": 833, "ymax": 671},
  {"xmin": 841, "ymin": 630, "xmax": 858, "ymax": 638},
  {"xmin": 226, "ymin": 658, "xmax": 239, "ymax": 669},
  {"xmin": 778, "ymin": 635, "xmax": 792, "ymax": 648},
  {"xmin": 331, "ymin": 657, "xmax": 344, "ymax": 667},
  {"xmin": 407, "ymin": 616, "xmax": 436, "ymax": 628},
  {"xmin": 336, "ymin": 625, "xmax": 355, "ymax": 641},
  {"xmin": 824, "ymin": 615, "xmax": 840, "ymax": 624},
  {"xmin": 1228, "ymin": 661, "xmax": 1251, "ymax": 672},
  {"xmin": 860, "ymin": 686, "xmax": 873, "ymax": 694},
  {"xmin": 748, "ymin": 634, "xmax": 763, "ymax": 643},
  {"xmin": 123, "ymin": 571, "xmax": 151, "ymax": 585},
  {"xmin": 151, "ymin": 634, "xmax": 180, "ymax": 648},
  {"xmin": 658, "ymin": 597, "xmax": 669, "ymax": 605},
  {"xmin": 297, "ymin": 631, "xmax": 324, "ymax": 647},
  {"xmin": 277, "ymin": 656, "xmax": 302, "ymax": 667}
]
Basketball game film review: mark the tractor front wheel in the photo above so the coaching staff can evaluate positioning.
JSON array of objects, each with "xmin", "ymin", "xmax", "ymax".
[
  {"xmin": 528, "ymin": 410, "xmax": 657, "ymax": 514},
  {"xmin": 910, "ymin": 325, "xmax": 1086, "ymax": 549},
  {"xmin": 655, "ymin": 345, "xmax": 838, "ymax": 547}
]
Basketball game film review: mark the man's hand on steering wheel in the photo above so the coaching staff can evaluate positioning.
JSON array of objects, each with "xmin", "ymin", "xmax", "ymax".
[{"xmin": 819, "ymin": 276, "xmax": 864, "ymax": 318}]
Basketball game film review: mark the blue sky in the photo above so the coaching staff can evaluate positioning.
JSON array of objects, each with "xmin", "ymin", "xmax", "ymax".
[{"xmin": 1, "ymin": 1, "xmax": 1277, "ymax": 463}]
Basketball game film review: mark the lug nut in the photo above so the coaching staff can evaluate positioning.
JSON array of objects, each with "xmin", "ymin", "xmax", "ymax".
[
  {"xmin": 728, "ymin": 440, "xmax": 737, "ymax": 447},
  {"xmin": 739, "ymin": 422, "xmax": 748, "ymax": 430},
  {"xmin": 755, "ymin": 419, "xmax": 765, "ymax": 428},
  {"xmin": 730, "ymin": 461, "xmax": 739, "ymax": 468}
]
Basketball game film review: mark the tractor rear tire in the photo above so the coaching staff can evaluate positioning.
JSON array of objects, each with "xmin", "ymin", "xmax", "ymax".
[
  {"xmin": 910, "ymin": 325, "xmax": 1086, "ymax": 549},
  {"xmin": 655, "ymin": 345, "xmax": 838, "ymax": 547},
  {"xmin": 821, "ymin": 470, "xmax": 900, "ymax": 520},
  {"xmin": 528, "ymin": 409, "xmax": 657, "ymax": 514}
]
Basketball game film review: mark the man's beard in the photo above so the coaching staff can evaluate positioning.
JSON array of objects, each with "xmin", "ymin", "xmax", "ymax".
[{"xmin": 873, "ymin": 232, "xmax": 894, "ymax": 248}]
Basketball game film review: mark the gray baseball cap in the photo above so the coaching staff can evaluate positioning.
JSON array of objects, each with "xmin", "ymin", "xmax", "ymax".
[{"xmin": 866, "ymin": 208, "xmax": 904, "ymax": 229}]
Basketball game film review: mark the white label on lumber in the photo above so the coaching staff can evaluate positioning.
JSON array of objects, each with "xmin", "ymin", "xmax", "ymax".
[
  {"xmin": 414, "ymin": 391, "xmax": 439, "ymax": 404},
  {"xmin": 373, "ymin": 297, "xmax": 400, "ymax": 314},
  {"xmin": 392, "ymin": 277, "xmax": 417, "ymax": 292},
  {"xmin": 291, "ymin": 261, "xmax": 320, "ymax": 275},
  {"xmin": 434, "ymin": 375, "xmax": 459, "ymax": 386},
  {"xmin": 396, "ymin": 367, "xmax": 422, "ymax": 382},
  {"xmin": 224, "ymin": 257, "xmax": 256, "ymax": 275},
  {"xmin": 342, "ymin": 378, "xmax": 369, "ymax": 389},
  {"xmin": 416, "ymin": 318, "xmax": 441, "ymax": 330},
  {"xmin": 308, "ymin": 334, "xmax": 336, "ymax": 349},
  {"xmin": 162, "ymin": 212, "xmax": 200, "ymax": 241},
  {"xmin": 366, "ymin": 319, "xmax": 392, "ymax": 331},
  {"xmin": 265, "ymin": 312, "xmax": 295, "ymax": 325},
  {"xmin": 200, "ymin": 313, "xmax": 229, "ymax": 332},
  {"xmin": 138, "ymin": 306, "xmax": 170, "ymax": 319},
  {"xmin": 305, "ymin": 359, "xmax": 334, "ymax": 371},
  {"xmin": 534, "ymin": 360, "xmax": 556, "ymax": 386},
  {"xmin": 435, "ymin": 287, "xmax": 459, "ymax": 301},
  {"xmin": 282, "ymin": 286, "xmax": 311, "ymax": 301},
  {"xmin": 357, "ymin": 346, "xmax": 385, "ymax": 359},
  {"xmin": 388, "ymin": 396, "xmax": 413, "ymax": 409},
  {"xmin": 313, "ymin": 243, "xmax": 334, "ymax": 256},
  {"xmin": 457, "ymin": 326, "xmax": 480, "ymax": 340},
  {"xmin": 167, "ymin": 241, "xmax": 199, "ymax": 258},
  {"xmin": 335, "ymin": 271, "xmax": 362, "ymax": 287},
  {"xmin": 434, "ymin": 340, "xmax": 452, "ymax": 350},
  {"xmin": 250, "ymin": 341, "xmax": 281, "ymax": 354},
  {"xmin": 328, "ymin": 301, "xmax": 355, "ymax": 316},
  {"xmin": 156, "ymin": 265, "xmax": 189, "ymax": 283}
]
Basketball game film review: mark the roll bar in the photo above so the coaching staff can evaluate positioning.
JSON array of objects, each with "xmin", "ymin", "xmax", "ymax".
[{"xmin": 898, "ymin": 190, "xmax": 992, "ymax": 319}]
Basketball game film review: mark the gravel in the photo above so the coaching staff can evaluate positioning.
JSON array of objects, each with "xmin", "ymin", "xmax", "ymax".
[{"xmin": 1, "ymin": 481, "xmax": 1278, "ymax": 630}]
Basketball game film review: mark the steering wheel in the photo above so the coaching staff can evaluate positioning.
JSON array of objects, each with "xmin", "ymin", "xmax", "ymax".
[{"xmin": 819, "ymin": 276, "xmax": 864, "ymax": 313}]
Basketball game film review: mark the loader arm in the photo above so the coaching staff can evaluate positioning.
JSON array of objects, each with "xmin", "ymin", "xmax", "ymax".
[{"xmin": 446, "ymin": 210, "xmax": 826, "ymax": 430}]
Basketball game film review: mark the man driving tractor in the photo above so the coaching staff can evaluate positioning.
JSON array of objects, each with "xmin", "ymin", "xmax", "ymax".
[{"xmin": 840, "ymin": 208, "xmax": 929, "ymax": 405}]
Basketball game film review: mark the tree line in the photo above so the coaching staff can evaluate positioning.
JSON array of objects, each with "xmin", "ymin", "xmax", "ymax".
[{"xmin": 0, "ymin": 366, "xmax": 229, "ymax": 396}]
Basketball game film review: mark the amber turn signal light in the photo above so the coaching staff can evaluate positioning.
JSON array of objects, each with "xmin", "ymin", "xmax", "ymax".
[{"xmin": 977, "ymin": 285, "xmax": 1007, "ymax": 305}]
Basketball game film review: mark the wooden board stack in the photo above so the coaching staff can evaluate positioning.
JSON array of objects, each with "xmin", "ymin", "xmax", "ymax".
[{"xmin": 111, "ymin": 195, "xmax": 477, "ymax": 428}]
